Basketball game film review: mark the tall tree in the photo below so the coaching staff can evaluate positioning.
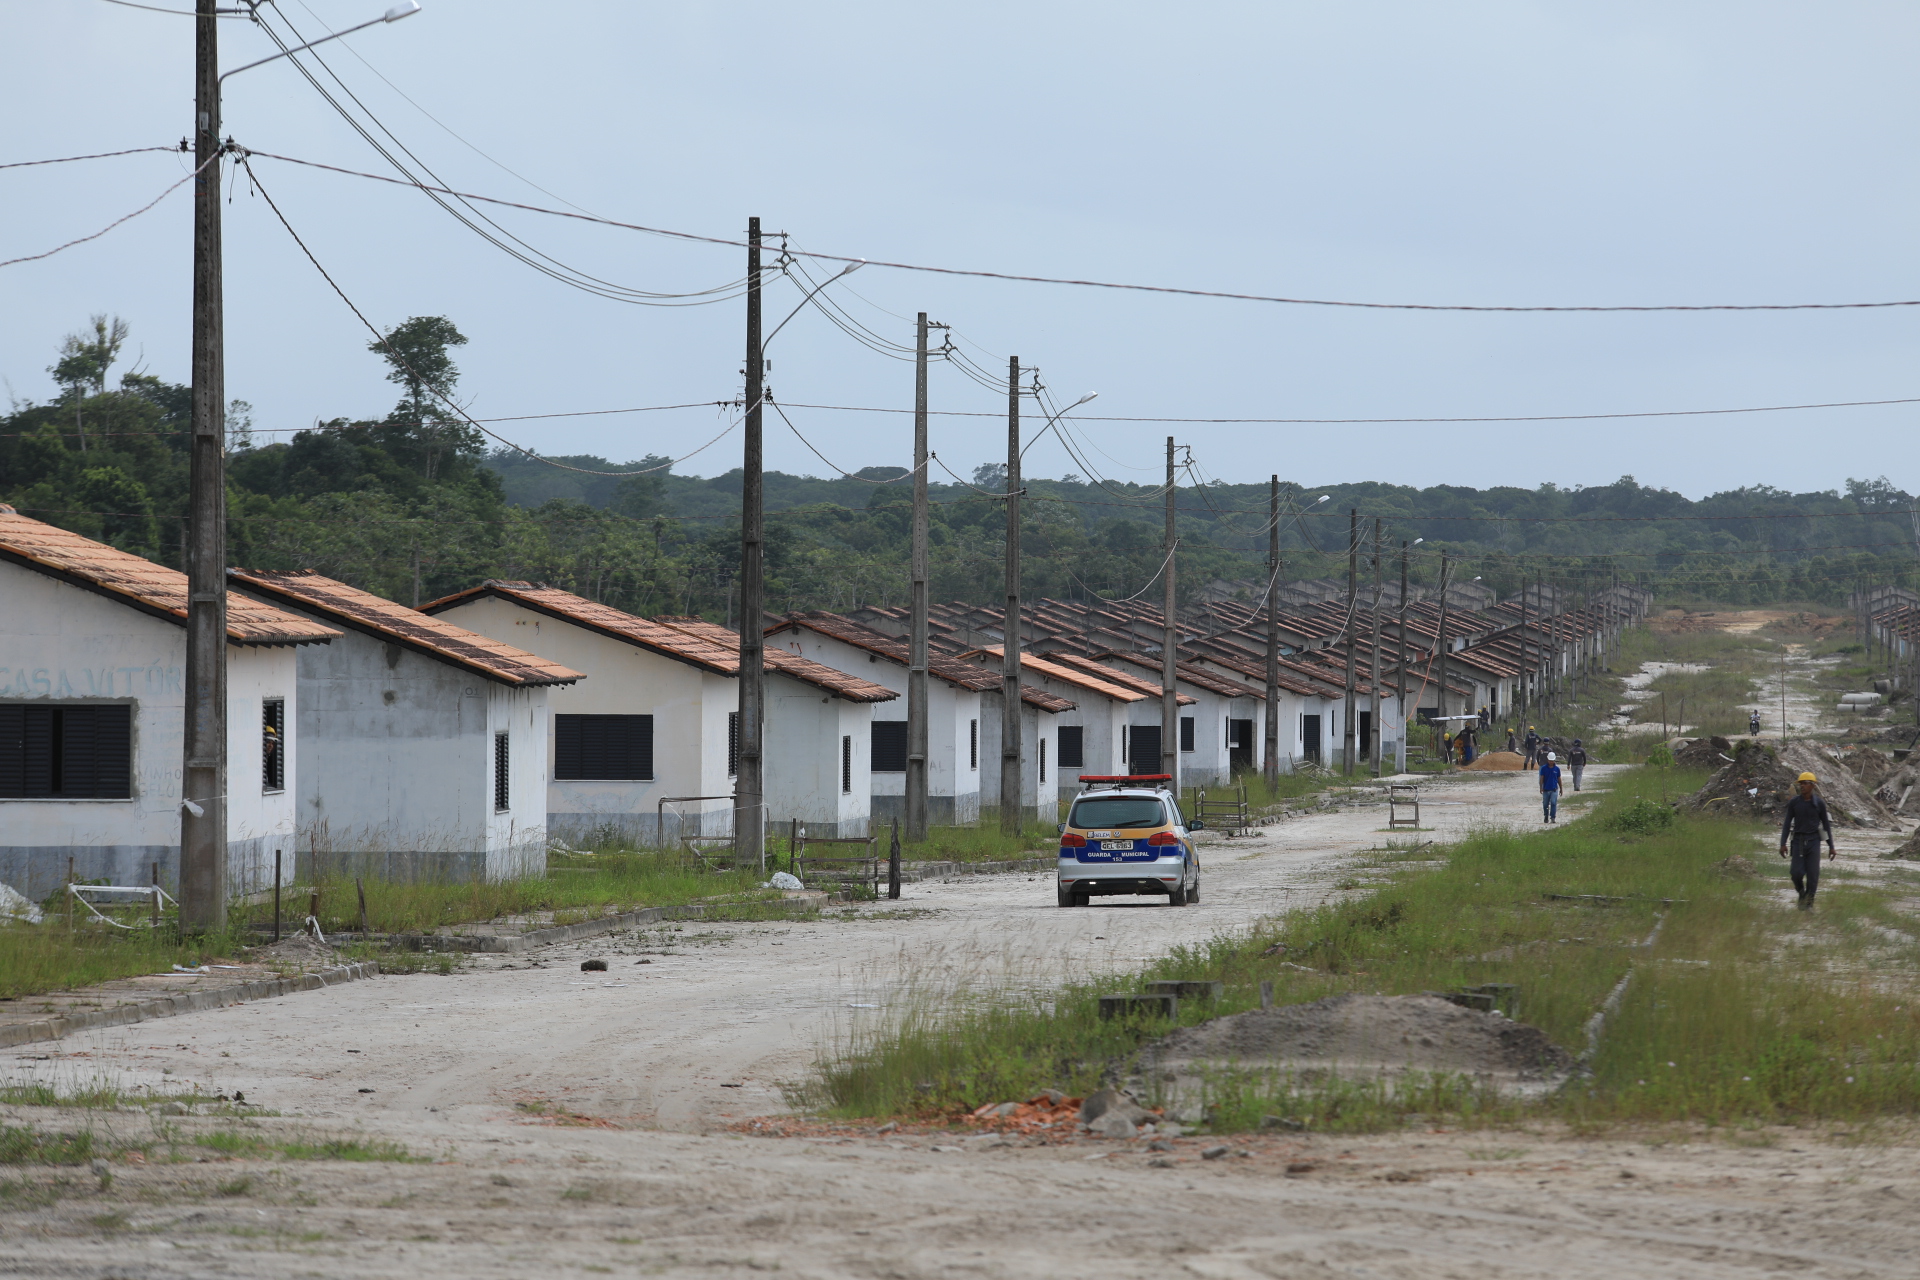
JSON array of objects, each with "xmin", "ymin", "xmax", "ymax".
[{"xmin": 368, "ymin": 316, "xmax": 480, "ymax": 482}]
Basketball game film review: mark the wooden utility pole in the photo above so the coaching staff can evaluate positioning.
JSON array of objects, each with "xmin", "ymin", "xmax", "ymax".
[
  {"xmin": 1000, "ymin": 357, "xmax": 1023, "ymax": 835},
  {"xmin": 734, "ymin": 217, "xmax": 765, "ymax": 868},
  {"xmin": 1342, "ymin": 509, "xmax": 1358, "ymax": 775},
  {"xmin": 1161, "ymin": 438, "xmax": 1180, "ymax": 788},
  {"xmin": 181, "ymin": 0, "xmax": 228, "ymax": 930},
  {"xmin": 1396, "ymin": 540, "xmax": 1409, "ymax": 773},
  {"xmin": 1264, "ymin": 476, "xmax": 1281, "ymax": 788},
  {"xmin": 905, "ymin": 313, "xmax": 931, "ymax": 842},
  {"xmin": 1369, "ymin": 518, "xmax": 1383, "ymax": 776}
]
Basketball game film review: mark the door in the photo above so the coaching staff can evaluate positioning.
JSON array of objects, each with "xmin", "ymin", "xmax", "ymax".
[
  {"xmin": 1301, "ymin": 714, "xmax": 1321, "ymax": 763},
  {"xmin": 1228, "ymin": 718, "xmax": 1254, "ymax": 774},
  {"xmin": 1127, "ymin": 724, "xmax": 1162, "ymax": 775},
  {"xmin": 1359, "ymin": 711, "xmax": 1373, "ymax": 757}
]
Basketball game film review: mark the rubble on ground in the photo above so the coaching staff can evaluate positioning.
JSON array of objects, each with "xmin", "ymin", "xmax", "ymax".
[
  {"xmin": 1674, "ymin": 736, "xmax": 1737, "ymax": 771},
  {"xmin": 1885, "ymin": 828, "xmax": 1920, "ymax": 861},
  {"xmin": 1687, "ymin": 740, "xmax": 1892, "ymax": 828}
]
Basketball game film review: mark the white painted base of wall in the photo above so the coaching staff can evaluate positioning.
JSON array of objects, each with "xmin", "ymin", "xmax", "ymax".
[{"xmin": 1, "ymin": 836, "xmax": 279, "ymax": 903}]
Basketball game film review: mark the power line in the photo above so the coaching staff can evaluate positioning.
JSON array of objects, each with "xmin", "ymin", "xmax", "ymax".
[
  {"xmin": 243, "ymin": 149, "xmax": 1920, "ymax": 315},
  {"xmin": 0, "ymin": 145, "xmax": 180, "ymax": 170},
  {"xmin": 1, "ymin": 151, "xmax": 217, "ymax": 270}
]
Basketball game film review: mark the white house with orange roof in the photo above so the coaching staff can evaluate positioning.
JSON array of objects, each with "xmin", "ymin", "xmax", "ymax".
[
  {"xmin": 0, "ymin": 508, "xmax": 339, "ymax": 900},
  {"xmin": 229, "ymin": 570, "xmax": 583, "ymax": 883},
  {"xmin": 421, "ymin": 583, "xmax": 896, "ymax": 843}
]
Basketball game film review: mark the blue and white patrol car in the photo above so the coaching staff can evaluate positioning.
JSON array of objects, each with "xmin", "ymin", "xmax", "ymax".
[{"xmin": 1056, "ymin": 774, "xmax": 1202, "ymax": 908}]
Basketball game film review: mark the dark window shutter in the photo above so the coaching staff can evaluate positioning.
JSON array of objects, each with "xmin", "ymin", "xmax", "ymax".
[
  {"xmin": 728, "ymin": 711, "xmax": 740, "ymax": 777},
  {"xmin": 554, "ymin": 714, "xmax": 653, "ymax": 780},
  {"xmin": 969, "ymin": 719, "xmax": 978, "ymax": 770},
  {"xmin": 1180, "ymin": 716, "xmax": 1195, "ymax": 752},
  {"xmin": 870, "ymin": 721, "xmax": 908, "ymax": 773},
  {"xmin": 1057, "ymin": 725, "xmax": 1084, "ymax": 769},
  {"xmin": 262, "ymin": 699, "xmax": 284, "ymax": 793},
  {"xmin": 0, "ymin": 705, "xmax": 24, "ymax": 799},
  {"xmin": 841, "ymin": 734, "xmax": 853, "ymax": 794},
  {"xmin": 61, "ymin": 706, "xmax": 98, "ymax": 797},
  {"xmin": 494, "ymin": 732, "xmax": 510, "ymax": 811},
  {"xmin": 94, "ymin": 705, "xmax": 131, "ymax": 799},
  {"xmin": 1128, "ymin": 725, "xmax": 1161, "ymax": 773}
]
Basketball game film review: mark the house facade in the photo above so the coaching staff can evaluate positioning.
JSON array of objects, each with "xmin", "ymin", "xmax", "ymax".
[
  {"xmin": 423, "ymin": 585, "xmax": 894, "ymax": 843},
  {"xmin": 1, "ymin": 510, "xmax": 337, "ymax": 900},
  {"xmin": 229, "ymin": 571, "xmax": 580, "ymax": 883}
]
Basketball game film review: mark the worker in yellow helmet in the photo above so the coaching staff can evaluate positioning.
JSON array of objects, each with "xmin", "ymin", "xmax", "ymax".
[{"xmin": 1778, "ymin": 772, "xmax": 1836, "ymax": 907}]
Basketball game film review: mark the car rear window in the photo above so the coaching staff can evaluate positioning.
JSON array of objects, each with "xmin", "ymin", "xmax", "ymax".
[{"xmin": 1069, "ymin": 797, "xmax": 1167, "ymax": 829}]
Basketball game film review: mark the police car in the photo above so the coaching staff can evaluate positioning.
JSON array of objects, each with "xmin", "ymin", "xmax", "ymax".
[{"xmin": 1056, "ymin": 774, "xmax": 1202, "ymax": 908}]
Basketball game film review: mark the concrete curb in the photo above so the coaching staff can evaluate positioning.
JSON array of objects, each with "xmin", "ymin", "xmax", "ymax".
[
  {"xmin": 895, "ymin": 856, "xmax": 1056, "ymax": 881},
  {"xmin": 0, "ymin": 961, "xmax": 380, "ymax": 1050}
]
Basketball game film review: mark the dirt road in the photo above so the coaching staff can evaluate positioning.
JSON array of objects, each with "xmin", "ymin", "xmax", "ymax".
[{"xmin": 10, "ymin": 762, "xmax": 1918, "ymax": 1277}]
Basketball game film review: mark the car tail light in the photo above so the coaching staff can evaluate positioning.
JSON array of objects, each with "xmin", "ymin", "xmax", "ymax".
[
  {"xmin": 1060, "ymin": 832, "xmax": 1087, "ymax": 847},
  {"xmin": 1147, "ymin": 831, "xmax": 1181, "ymax": 846}
]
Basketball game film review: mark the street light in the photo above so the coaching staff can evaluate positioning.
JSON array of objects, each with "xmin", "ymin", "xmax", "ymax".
[
  {"xmin": 1020, "ymin": 391, "xmax": 1098, "ymax": 458},
  {"xmin": 178, "ymin": 0, "xmax": 423, "ymax": 932},
  {"xmin": 762, "ymin": 260, "xmax": 865, "ymax": 349}
]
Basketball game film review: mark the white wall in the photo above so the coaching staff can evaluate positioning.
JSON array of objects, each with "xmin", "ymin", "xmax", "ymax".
[
  {"xmin": 975, "ymin": 690, "xmax": 1057, "ymax": 825},
  {"xmin": 1, "ymin": 563, "xmax": 298, "ymax": 899},
  {"xmin": 763, "ymin": 672, "xmax": 872, "ymax": 838},
  {"xmin": 432, "ymin": 594, "xmax": 736, "ymax": 845}
]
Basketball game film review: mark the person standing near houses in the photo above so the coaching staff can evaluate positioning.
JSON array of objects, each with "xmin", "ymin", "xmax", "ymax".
[
  {"xmin": 1779, "ymin": 771, "xmax": 1836, "ymax": 907},
  {"xmin": 1459, "ymin": 721, "xmax": 1478, "ymax": 765},
  {"xmin": 1505, "ymin": 725, "xmax": 1517, "ymax": 754},
  {"xmin": 1567, "ymin": 738, "xmax": 1588, "ymax": 791},
  {"xmin": 1539, "ymin": 750, "xmax": 1562, "ymax": 823},
  {"xmin": 1523, "ymin": 725, "xmax": 1541, "ymax": 768}
]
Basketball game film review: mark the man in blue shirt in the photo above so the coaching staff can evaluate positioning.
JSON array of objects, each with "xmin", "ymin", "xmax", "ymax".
[{"xmin": 1539, "ymin": 751, "xmax": 1562, "ymax": 823}]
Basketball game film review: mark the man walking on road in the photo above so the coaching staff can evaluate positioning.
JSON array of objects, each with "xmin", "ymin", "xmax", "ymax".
[
  {"xmin": 1568, "ymin": 738, "xmax": 1588, "ymax": 791},
  {"xmin": 1539, "ymin": 750, "xmax": 1562, "ymax": 823},
  {"xmin": 1779, "ymin": 771, "xmax": 1836, "ymax": 907}
]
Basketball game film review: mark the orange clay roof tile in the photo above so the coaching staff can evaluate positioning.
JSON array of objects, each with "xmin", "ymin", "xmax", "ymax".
[
  {"xmin": 0, "ymin": 509, "xmax": 339, "ymax": 645},
  {"xmin": 229, "ymin": 570, "xmax": 581, "ymax": 686}
]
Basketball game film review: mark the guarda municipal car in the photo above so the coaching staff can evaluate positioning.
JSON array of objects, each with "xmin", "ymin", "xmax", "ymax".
[{"xmin": 1056, "ymin": 774, "xmax": 1203, "ymax": 908}]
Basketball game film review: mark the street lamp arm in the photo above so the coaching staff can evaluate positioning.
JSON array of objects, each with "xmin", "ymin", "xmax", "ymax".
[
  {"xmin": 763, "ymin": 261, "xmax": 864, "ymax": 349},
  {"xmin": 219, "ymin": 1, "xmax": 417, "ymax": 82}
]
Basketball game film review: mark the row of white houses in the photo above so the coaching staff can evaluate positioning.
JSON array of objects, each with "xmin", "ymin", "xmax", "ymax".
[{"xmin": 1, "ymin": 507, "xmax": 1415, "ymax": 895}]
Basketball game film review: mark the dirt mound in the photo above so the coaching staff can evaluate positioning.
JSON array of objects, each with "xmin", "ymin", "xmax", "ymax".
[
  {"xmin": 1461, "ymin": 750, "xmax": 1527, "ymax": 771},
  {"xmin": 1886, "ymin": 829, "xmax": 1920, "ymax": 861},
  {"xmin": 252, "ymin": 932, "xmax": 339, "ymax": 968},
  {"xmin": 1143, "ymin": 994, "xmax": 1573, "ymax": 1082},
  {"xmin": 1837, "ymin": 746, "xmax": 1899, "ymax": 791},
  {"xmin": 1674, "ymin": 736, "xmax": 1737, "ymax": 770},
  {"xmin": 1688, "ymin": 740, "xmax": 1892, "ymax": 828}
]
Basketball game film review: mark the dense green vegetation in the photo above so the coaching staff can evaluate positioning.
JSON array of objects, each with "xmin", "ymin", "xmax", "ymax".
[{"xmin": 5, "ymin": 313, "xmax": 1915, "ymax": 616}]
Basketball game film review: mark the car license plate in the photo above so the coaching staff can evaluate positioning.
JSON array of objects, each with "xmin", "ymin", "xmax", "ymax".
[{"xmin": 1100, "ymin": 841, "xmax": 1130, "ymax": 851}]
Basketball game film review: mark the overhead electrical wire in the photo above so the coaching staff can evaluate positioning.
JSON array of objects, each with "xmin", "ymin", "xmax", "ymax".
[
  {"xmin": 0, "ymin": 146, "xmax": 181, "ymax": 170},
  {"xmin": 242, "ymin": 9, "xmax": 746, "ymax": 306},
  {"xmin": 1, "ymin": 151, "xmax": 219, "ymax": 270},
  {"xmin": 768, "ymin": 400, "xmax": 922, "ymax": 484},
  {"xmin": 236, "ymin": 150, "xmax": 1920, "ymax": 315}
]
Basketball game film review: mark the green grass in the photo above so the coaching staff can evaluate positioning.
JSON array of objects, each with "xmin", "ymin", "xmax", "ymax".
[
  {"xmin": 804, "ymin": 765, "xmax": 1920, "ymax": 1132},
  {"xmin": 193, "ymin": 1129, "xmax": 421, "ymax": 1162},
  {"xmin": 0, "ymin": 919, "xmax": 256, "ymax": 1002}
]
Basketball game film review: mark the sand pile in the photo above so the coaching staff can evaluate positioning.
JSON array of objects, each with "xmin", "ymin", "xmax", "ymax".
[
  {"xmin": 1689, "ymin": 740, "xmax": 1891, "ymax": 828},
  {"xmin": 253, "ymin": 932, "xmax": 339, "ymax": 969},
  {"xmin": 1142, "ymin": 994, "xmax": 1573, "ymax": 1090},
  {"xmin": 1461, "ymin": 750, "xmax": 1527, "ymax": 771}
]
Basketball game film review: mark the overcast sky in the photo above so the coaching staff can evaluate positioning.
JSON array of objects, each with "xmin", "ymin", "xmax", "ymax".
[{"xmin": 6, "ymin": 1, "xmax": 1920, "ymax": 498}]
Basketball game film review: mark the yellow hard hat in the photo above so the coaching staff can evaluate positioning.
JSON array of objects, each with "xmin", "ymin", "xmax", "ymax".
[{"xmin": 1797, "ymin": 772, "xmax": 1817, "ymax": 783}]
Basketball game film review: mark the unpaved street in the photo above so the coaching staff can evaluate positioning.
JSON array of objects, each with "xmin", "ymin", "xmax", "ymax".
[{"xmin": 10, "ymin": 761, "xmax": 1920, "ymax": 1278}]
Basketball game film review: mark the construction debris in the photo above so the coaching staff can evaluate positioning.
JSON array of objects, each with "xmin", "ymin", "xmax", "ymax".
[{"xmin": 1687, "ymin": 740, "xmax": 1892, "ymax": 828}]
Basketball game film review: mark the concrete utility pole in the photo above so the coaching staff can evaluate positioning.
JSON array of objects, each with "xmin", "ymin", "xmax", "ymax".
[
  {"xmin": 1342, "ymin": 509, "xmax": 1358, "ymax": 775},
  {"xmin": 1000, "ymin": 357, "xmax": 1023, "ymax": 835},
  {"xmin": 1435, "ymin": 552, "xmax": 1452, "ymax": 730},
  {"xmin": 1396, "ymin": 540, "xmax": 1409, "ymax": 772},
  {"xmin": 1161, "ymin": 438, "xmax": 1179, "ymax": 789},
  {"xmin": 734, "ymin": 217, "xmax": 765, "ymax": 868},
  {"xmin": 1518, "ymin": 575, "xmax": 1531, "ymax": 718},
  {"xmin": 1264, "ymin": 476, "xmax": 1281, "ymax": 789},
  {"xmin": 1369, "ymin": 518, "xmax": 1383, "ymax": 777},
  {"xmin": 905, "ymin": 313, "xmax": 931, "ymax": 842},
  {"xmin": 181, "ymin": 0, "xmax": 228, "ymax": 931}
]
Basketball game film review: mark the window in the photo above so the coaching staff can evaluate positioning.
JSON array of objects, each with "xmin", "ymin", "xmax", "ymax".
[
  {"xmin": 554, "ymin": 714, "xmax": 653, "ymax": 780},
  {"xmin": 870, "ymin": 720, "xmax": 908, "ymax": 773},
  {"xmin": 0, "ymin": 704, "xmax": 132, "ymax": 799},
  {"xmin": 1039, "ymin": 738, "xmax": 1048, "ymax": 783},
  {"xmin": 1068, "ymin": 796, "xmax": 1166, "ymax": 829},
  {"xmin": 493, "ymin": 731, "xmax": 510, "ymax": 811},
  {"xmin": 262, "ymin": 698, "xmax": 285, "ymax": 792},
  {"xmin": 1180, "ymin": 716, "xmax": 1195, "ymax": 753},
  {"xmin": 969, "ymin": 718, "xmax": 978, "ymax": 770},
  {"xmin": 727, "ymin": 711, "xmax": 740, "ymax": 777},
  {"xmin": 841, "ymin": 734, "xmax": 853, "ymax": 794},
  {"xmin": 1057, "ymin": 725, "xmax": 1084, "ymax": 769}
]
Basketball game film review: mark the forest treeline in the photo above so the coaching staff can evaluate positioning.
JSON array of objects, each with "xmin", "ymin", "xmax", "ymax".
[{"xmin": 3, "ymin": 314, "xmax": 1915, "ymax": 617}]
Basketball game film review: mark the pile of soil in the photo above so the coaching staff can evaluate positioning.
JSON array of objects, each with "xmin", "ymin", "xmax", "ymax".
[
  {"xmin": 252, "ymin": 932, "xmax": 339, "ymax": 968},
  {"xmin": 1688, "ymin": 740, "xmax": 1891, "ymax": 828},
  {"xmin": 1837, "ymin": 746, "xmax": 1900, "ymax": 791},
  {"xmin": 1142, "ymin": 994, "xmax": 1573, "ymax": 1084},
  {"xmin": 1886, "ymin": 829, "xmax": 1920, "ymax": 861},
  {"xmin": 1461, "ymin": 750, "xmax": 1527, "ymax": 771},
  {"xmin": 1674, "ymin": 736, "xmax": 1737, "ymax": 770}
]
